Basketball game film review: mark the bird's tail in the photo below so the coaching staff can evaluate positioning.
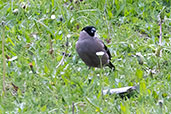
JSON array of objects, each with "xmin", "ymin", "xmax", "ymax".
[{"xmin": 108, "ymin": 62, "xmax": 115, "ymax": 70}]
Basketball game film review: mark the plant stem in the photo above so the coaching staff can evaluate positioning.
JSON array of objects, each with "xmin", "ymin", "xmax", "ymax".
[
  {"xmin": 2, "ymin": 22, "xmax": 6, "ymax": 94},
  {"xmin": 99, "ymin": 56, "xmax": 103, "ymax": 98}
]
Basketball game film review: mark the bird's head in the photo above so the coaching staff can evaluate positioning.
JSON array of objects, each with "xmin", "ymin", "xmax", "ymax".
[{"xmin": 82, "ymin": 26, "xmax": 96, "ymax": 37}]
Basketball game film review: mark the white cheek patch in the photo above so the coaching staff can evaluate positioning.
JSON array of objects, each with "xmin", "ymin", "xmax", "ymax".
[{"xmin": 82, "ymin": 30, "xmax": 86, "ymax": 33}]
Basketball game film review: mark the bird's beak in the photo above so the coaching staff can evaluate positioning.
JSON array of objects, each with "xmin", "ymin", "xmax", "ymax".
[{"xmin": 91, "ymin": 28, "xmax": 96, "ymax": 34}]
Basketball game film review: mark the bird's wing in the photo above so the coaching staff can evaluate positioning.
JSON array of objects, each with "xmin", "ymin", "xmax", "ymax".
[
  {"xmin": 103, "ymin": 43, "xmax": 112, "ymax": 60},
  {"xmin": 95, "ymin": 37, "xmax": 112, "ymax": 60}
]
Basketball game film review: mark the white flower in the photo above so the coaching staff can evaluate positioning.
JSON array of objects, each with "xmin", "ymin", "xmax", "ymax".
[
  {"xmin": 51, "ymin": 15, "xmax": 56, "ymax": 20},
  {"xmin": 8, "ymin": 56, "xmax": 18, "ymax": 61},
  {"xmin": 67, "ymin": 34, "xmax": 71, "ymax": 38},
  {"xmin": 96, "ymin": 51, "xmax": 104, "ymax": 57},
  {"xmin": 13, "ymin": 9, "xmax": 19, "ymax": 14}
]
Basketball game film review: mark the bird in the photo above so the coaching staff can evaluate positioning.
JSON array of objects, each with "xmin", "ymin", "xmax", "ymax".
[{"xmin": 76, "ymin": 26, "xmax": 115, "ymax": 70}]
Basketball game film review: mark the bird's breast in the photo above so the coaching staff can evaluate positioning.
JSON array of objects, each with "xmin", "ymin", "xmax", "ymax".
[{"xmin": 76, "ymin": 39, "xmax": 101, "ymax": 54}]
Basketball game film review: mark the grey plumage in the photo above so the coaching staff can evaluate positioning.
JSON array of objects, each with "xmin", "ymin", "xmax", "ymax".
[{"xmin": 76, "ymin": 26, "xmax": 115, "ymax": 70}]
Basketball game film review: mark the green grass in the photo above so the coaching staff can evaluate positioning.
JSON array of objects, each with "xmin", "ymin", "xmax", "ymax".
[{"xmin": 0, "ymin": 0, "xmax": 171, "ymax": 113}]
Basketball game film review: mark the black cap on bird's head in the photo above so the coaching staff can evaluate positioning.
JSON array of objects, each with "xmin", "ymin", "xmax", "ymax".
[{"xmin": 82, "ymin": 26, "xmax": 96, "ymax": 37}]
